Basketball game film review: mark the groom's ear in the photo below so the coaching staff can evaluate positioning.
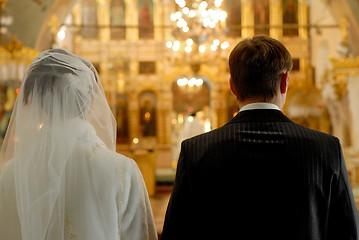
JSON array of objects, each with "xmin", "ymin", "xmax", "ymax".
[
  {"xmin": 229, "ymin": 78, "xmax": 237, "ymax": 98},
  {"xmin": 280, "ymin": 71, "xmax": 289, "ymax": 94}
]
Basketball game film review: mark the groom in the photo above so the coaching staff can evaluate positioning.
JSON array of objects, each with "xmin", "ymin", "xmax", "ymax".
[{"xmin": 161, "ymin": 35, "xmax": 359, "ymax": 239}]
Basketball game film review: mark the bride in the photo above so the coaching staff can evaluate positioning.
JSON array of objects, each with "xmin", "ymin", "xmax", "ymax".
[{"xmin": 0, "ymin": 49, "xmax": 157, "ymax": 240}]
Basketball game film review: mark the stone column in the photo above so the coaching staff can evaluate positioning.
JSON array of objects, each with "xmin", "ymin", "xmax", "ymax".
[
  {"xmin": 153, "ymin": 0, "xmax": 163, "ymax": 40},
  {"xmin": 125, "ymin": 0, "xmax": 139, "ymax": 40},
  {"xmin": 96, "ymin": 0, "xmax": 110, "ymax": 42},
  {"xmin": 127, "ymin": 88, "xmax": 140, "ymax": 141},
  {"xmin": 157, "ymin": 83, "xmax": 172, "ymax": 145},
  {"xmin": 72, "ymin": 2, "xmax": 82, "ymax": 45},
  {"xmin": 211, "ymin": 81, "xmax": 227, "ymax": 128},
  {"xmin": 298, "ymin": 0, "xmax": 308, "ymax": 39},
  {"xmin": 241, "ymin": 0, "xmax": 254, "ymax": 38},
  {"xmin": 328, "ymin": 57, "xmax": 359, "ymax": 186},
  {"xmin": 270, "ymin": 0, "xmax": 283, "ymax": 39}
]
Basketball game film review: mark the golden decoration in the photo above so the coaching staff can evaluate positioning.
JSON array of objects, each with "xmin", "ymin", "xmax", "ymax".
[
  {"xmin": 330, "ymin": 56, "xmax": 359, "ymax": 69},
  {"xmin": 4, "ymin": 35, "xmax": 23, "ymax": 53},
  {"xmin": 330, "ymin": 74, "xmax": 347, "ymax": 100},
  {"xmin": 0, "ymin": 36, "xmax": 39, "ymax": 65},
  {"xmin": 340, "ymin": 17, "xmax": 349, "ymax": 45},
  {"xmin": 0, "ymin": 0, "xmax": 6, "ymax": 8},
  {"xmin": 329, "ymin": 56, "xmax": 359, "ymax": 100},
  {"xmin": 47, "ymin": 15, "xmax": 61, "ymax": 37},
  {"xmin": 327, "ymin": 18, "xmax": 359, "ymax": 99},
  {"xmin": 65, "ymin": 216, "xmax": 79, "ymax": 240}
]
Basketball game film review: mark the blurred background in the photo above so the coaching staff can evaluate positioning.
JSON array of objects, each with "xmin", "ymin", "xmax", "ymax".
[{"xmin": 1, "ymin": 0, "xmax": 359, "ymax": 235}]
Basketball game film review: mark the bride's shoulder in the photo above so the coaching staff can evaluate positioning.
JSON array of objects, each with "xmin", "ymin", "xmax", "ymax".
[{"xmin": 91, "ymin": 146, "xmax": 138, "ymax": 173}]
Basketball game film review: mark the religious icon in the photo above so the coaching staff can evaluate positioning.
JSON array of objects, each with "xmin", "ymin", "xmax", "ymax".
[
  {"xmin": 111, "ymin": 0, "xmax": 126, "ymax": 39},
  {"xmin": 254, "ymin": 0, "xmax": 269, "ymax": 35},
  {"xmin": 172, "ymin": 78, "xmax": 210, "ymax": 114},
  {"xmin": 81, "ymin": 0, "xmax": 99, "ymax": 39},
  {"xmin": 225, "ymin": 0, "xmax": 241, "ymax": 37},
  {"xmin": 116, "ymin": 94, "xmax": 129, "ymax": 143},
  {"xmin": 139, "ymin": 0, "xmax": 154, "ymax": 39},
  {"xmin": 139, "ymin": 61, "xmax": 156, "ymax": 74},
  {"xmin": 283, "ymin": 0, "xmax": 298, "ymax": 36},
  {"xmin": 139, "ymin": 91, "xmax": 157, "ymax": 137}
]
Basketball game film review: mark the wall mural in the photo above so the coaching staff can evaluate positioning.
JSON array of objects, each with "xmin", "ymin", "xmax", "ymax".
[
  {"xmin": 139, "ymin": 0, "xmax": 154, "ymax": 39},
  {"xmin": 139, "ymin": 91, "xmax": 157, "ymax": 137},
  {"xmin": 110, "ymin": 0, "xmax": 126, "ymax": 39},
  {"xmin": 283, "ymin": 0, "xmax": 298, "ymax": 36},
  {"xmin": 225, "ymin": 0, "xmax": 241, "ymax": 37},
  {"xmin": 81, "ymin": 0, "xmax": 98, "ymax": 39},
  {"xmin": 254, "ymin": 0, "xmax": 270, "ymax": 35},
  {"xmin": 116, "ymin": 94, "xmax": 129, "ymax": 143}
]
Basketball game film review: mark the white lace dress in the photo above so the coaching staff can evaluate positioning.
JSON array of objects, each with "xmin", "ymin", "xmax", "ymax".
[{"xmin": 0, "ymin": 127, "xmax": 157, "ymax": 240}]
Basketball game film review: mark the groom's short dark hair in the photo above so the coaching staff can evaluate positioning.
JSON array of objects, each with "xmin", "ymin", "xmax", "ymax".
[{"xmin": 229, "ymin": 35, "xmax": 293, "ymax": 101}]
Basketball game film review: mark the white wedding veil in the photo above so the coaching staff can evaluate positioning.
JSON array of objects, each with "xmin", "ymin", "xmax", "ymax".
[{"xmin": 0, "ymin": 49, "xmax": 117, "ymax": 239}]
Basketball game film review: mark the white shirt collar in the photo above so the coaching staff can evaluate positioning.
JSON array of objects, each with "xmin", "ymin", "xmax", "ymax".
[{"xmin": 239, "ymin": 102, "xmax": 281, "ymax": 112}]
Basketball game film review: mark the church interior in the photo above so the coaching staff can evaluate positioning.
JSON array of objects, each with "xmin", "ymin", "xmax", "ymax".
[{"xmin": 2, "ymin": 0, "xmax": 359, "ymax": 235}]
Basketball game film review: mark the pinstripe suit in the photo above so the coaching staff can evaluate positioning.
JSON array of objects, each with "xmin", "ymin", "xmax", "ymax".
[{"xmin": 161, "ymin": 109, "xmax": 359, "ymax": 240}]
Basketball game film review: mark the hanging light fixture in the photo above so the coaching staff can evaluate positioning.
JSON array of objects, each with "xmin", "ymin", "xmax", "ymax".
[
  {"xmin": 166, "ymin": 0, "xmax": 229, "ymax": 55},
  {"xmin": 176, "ymin": 76, "xmax": 204, "ymax": 94},
  {"xmin": 167, "ymin": 0, "xmax": 229, "ymax": 95}
]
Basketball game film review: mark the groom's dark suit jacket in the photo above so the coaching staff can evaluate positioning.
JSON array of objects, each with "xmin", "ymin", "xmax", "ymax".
[{"xmin": 161, "ymin": 109, "xmax": 359, "ymax": 240}]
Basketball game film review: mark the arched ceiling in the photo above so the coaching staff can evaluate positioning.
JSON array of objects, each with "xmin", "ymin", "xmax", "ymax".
[
  {"xmin": 326, "ymin": 0, "xmax": 359, "ymax": 56},
  {"xmin": 6, "ymin": 0, "xmax": 55, "ymax": 48},
  {"xmin": 5, "ymin": 0, "xmax": 76, "ymax": 50}
]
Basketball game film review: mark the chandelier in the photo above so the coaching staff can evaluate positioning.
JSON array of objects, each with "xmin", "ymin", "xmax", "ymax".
[
  {"xmin": 176, "ymin": 76, "xmax": 204, "ymax": 94},
  {"xmin": 167, "ymin": 0, "xmax": 229, "ymax": 94},
  {"xmin": 166, "ymin": 0, "xmax": 229, "ymax": 55}
]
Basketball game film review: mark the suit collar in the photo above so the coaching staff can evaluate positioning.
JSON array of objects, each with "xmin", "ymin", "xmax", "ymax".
[
  {"xmin": 228, "ymin": 109, "xmax": 292, "ymax": 124},
  {"xmin": 239, "ymin": 102, "xmax": 281, "ymax": 112}
]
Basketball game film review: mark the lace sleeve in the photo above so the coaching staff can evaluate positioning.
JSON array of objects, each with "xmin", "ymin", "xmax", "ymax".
[{"xmin": 65, "ymin": 216, "xmax": 79, "ymax": 240}]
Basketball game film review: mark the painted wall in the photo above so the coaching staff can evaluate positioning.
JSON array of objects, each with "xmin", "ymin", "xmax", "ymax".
[{"xmin": 6, "ymin": 0, "xmax": 55, "ymax": 48}]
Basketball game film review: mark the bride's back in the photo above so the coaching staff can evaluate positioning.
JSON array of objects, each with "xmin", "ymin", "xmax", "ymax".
[{"xmin": 0, "ymin": 49, "xmax": 156, "ymax": 240}]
